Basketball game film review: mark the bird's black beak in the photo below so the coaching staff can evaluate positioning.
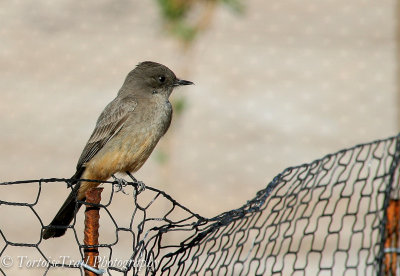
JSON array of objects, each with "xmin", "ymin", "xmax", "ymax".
[{"xmin": 174, "ymin": 78, "xmax": 194, "ymax": 86}]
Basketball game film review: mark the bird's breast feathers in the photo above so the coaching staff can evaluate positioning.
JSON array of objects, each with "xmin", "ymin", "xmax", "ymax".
[{"xmin": 84, "ymin": 100, "xmax": 172, "ymax": 179}]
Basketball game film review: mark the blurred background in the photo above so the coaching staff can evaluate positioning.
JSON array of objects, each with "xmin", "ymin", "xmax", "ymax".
[{"xmin": 0, "ymin": 0, "xmax": 398, "ymax": 241}]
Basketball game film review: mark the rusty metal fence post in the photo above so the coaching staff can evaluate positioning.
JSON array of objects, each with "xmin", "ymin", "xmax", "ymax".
[
  {"xmin": 83, "ymin": 187, "xmax": 103, "ymax": 276},
  {"xmin": 384, "ymin": 199, "xmax": 400, "ymax": 276}
]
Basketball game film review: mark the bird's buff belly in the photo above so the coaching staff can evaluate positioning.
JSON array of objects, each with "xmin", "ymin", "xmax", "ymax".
[{"xmin": 83, "ymin": 133, "xmax": 156, "ymax": 181}]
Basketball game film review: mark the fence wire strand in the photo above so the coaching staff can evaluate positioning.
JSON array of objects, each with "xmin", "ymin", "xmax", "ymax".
[{"xmin": 1, "ymin": 134, "xmax": 400, "ymax": 275}]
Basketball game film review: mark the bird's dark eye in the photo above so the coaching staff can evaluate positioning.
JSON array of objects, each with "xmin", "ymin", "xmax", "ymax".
[{"xmin": 158, "ymin": 76, "xmax": 166, "ymax": 83}]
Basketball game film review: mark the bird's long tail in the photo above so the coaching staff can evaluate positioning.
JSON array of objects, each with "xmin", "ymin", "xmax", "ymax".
[{"xmin": 42, "ymin": 170, "xmax": 84, "ymax": 239}]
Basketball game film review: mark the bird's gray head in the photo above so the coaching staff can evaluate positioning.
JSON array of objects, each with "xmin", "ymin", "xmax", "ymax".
[{"xmin": 120, "ymin": 61, "xmax": 193, "ymax": 98}]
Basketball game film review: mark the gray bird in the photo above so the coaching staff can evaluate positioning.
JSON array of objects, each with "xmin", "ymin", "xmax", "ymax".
[{"xmin": 42, "ymin": 61, "xmax": 193, "ymax": 239}]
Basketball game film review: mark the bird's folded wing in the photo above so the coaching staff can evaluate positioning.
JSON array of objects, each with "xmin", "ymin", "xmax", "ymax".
[{"xmin": 76, "ymin": 99, "xmax": 137, "ymax": 169}]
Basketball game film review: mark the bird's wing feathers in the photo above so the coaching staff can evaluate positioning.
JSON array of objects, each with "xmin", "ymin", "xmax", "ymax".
[{"xmin": 76, "ymin": 99, "xmax": 137, "ymax": 169}]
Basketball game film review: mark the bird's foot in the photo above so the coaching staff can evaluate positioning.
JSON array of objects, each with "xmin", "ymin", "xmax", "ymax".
[
  {"xmin": 136, "ymin": 180, "xmax": 146, "ymax": 194},
  {"xmin": 112, "ymin": 175, "xmax": 129, "ymax": 195},
  {"xmin": 125, "ymin": 171, "xmax": 146, "ymax": 194}
]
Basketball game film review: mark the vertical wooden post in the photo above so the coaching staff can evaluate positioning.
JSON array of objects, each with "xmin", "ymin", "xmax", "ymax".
[
  {"xmin": 385, "ymin": 199, "xmax": 400, "ymax": 275},
  {"xmin": 83, "ymin": 187, "xmax": 103, "ymax": 276}
]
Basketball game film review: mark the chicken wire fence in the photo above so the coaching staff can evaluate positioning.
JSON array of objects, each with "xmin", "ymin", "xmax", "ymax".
[{"xmin": 1, "ymin": 134, "xmax": 400, "ymax": 275}]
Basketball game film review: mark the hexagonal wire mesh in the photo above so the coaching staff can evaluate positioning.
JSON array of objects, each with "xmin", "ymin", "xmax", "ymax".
[{"xmin": 0, "ymin": 134, "xmax": 400, "ymax": 275}]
